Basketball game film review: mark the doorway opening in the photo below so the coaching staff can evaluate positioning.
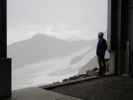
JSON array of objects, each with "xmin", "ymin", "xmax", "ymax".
[{"xmin": 7, "ymin": 0, "xmax": 109, "ymax": 90}]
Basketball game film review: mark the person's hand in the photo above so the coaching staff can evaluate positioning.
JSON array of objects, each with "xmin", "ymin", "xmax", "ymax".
[{"xmin": 108, "ymin": 49, "xmax": 111, "ymax": 53}]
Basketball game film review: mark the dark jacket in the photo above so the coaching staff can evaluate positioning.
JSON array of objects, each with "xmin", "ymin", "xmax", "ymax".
[{"xmin": 96, "ymin": 38, "xmax": 107, "ymax": 57}]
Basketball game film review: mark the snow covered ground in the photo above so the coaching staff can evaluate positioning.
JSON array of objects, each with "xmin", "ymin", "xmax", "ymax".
[{"xmin": 13, "ymin": 47, "xmax": 96, "ymax": 90}]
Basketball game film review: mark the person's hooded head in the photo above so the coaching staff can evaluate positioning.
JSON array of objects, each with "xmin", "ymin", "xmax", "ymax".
[{"xmin": 98, "ymin": 32, "xmax": 104, "ymax": 39}]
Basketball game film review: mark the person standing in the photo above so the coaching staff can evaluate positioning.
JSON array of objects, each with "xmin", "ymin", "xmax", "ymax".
[{"xmin": 96, "ymin": 32, "xmax": 107, "ymax": 76}]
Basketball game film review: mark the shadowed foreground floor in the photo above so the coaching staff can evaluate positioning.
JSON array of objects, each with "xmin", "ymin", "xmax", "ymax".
[
  {"xmin": 46, "ymin": 76, "xmax": 133, "ymax": 100},
  {"xmin": 3, "ymin": 87, "xmax": 82, "ymax": 100}
]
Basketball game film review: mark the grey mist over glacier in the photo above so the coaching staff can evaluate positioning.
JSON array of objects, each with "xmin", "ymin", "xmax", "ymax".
[
  {"xmin": 7, "ymin": 0, "xmax": 107, "ymax": 90},
  {"xmin": 7, "ymin": 0, "xmax": 107, "ymax": 44}
]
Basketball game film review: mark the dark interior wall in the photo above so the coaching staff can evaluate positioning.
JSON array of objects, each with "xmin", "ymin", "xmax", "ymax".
[
  {"xmin": 118, "ymin": 0, "xmax": 128, "ymax": 75},
  {"xmin": 127, "ymin": 0, "xmax": 133, "ymax": 76},
  {"xmin": 110, "ymin": 0, "xmax": 123, "ymax": 74},
  {"xmin": 110, "ymin": 0, "xmax": 133, "ymax": 76},
  {"xmin": 0, "ymin": 0, "xmax": 11, "ymax": 98},
  {"xmin": 109, "ymin": 0, "xmax": 131, "ymax": 75},
  {"xmin": 0, "ymin": 0, "xmax": 7, "ymax": 57}
]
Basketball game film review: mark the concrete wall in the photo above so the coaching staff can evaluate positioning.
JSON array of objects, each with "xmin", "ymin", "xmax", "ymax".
[
  {"xmin": 109, "ymin": 0, "xmax": 123, "ymax": 75},
  {"xmin": 109, "ymin": 0, "xmax": 133, "ymax": 76},
  {"xmin": 127, "ymin": 0, "xmax": 133, "ymax": 76},
  {"xmin": 0, "ymin": 0, "xmax": 11, "ymax": 98},
  {"xmin": 107, "ymin": 0, "xmax": 115, "ymax": 74}
]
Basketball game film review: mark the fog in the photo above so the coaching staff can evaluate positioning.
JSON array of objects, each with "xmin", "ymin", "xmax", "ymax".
[{"xmin": 7, "ymin": 0, "xmax": 107, "ymax": 44}]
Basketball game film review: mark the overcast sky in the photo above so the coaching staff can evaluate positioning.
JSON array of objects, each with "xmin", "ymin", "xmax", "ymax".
[{"xmin": 7, "ymin": 0, "xmax": 108, "ymax": 45}]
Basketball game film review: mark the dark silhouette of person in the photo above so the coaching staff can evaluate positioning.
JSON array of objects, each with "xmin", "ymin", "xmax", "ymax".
[{"xmin": 96, "ymin": 32, "xmax": 107, "ymax": 76}]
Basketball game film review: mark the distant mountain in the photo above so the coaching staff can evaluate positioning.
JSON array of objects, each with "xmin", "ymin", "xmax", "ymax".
[{"xmin": 8, "ymin": 33, "xmax": 96, "ymax": 69}]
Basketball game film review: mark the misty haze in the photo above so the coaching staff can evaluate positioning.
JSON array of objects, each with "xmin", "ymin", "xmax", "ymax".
[{"xmin": 7, "ymin": 0, "xmax": 108, "ymax": 90}]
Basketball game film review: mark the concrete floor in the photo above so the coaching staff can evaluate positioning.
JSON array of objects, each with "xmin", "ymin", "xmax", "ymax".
[
  {"xmin": 2, "ymin": 76, "xmax": 133, "ymax": 100},
  {"xmin": 47, "ymin": 76, "xmax": 133, "ymax": 100},
  {"xmin": 3, "ymin": 87, "xmax": 82, "ymax": 100}
]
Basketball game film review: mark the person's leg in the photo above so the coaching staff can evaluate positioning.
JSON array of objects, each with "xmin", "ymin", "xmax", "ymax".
[
  {"xmin": 101, "ymin": 56, "xmax": 106, "ymax": 74},
  {"xmin": 97, "ymin": 56, "xmax": 103, "ymax": 76}
]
